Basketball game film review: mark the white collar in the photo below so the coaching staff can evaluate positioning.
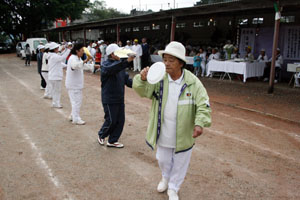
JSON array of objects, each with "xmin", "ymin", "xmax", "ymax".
[{"xmin": 168, "ymin": 70, "xmax": 184, "ymax": 85}]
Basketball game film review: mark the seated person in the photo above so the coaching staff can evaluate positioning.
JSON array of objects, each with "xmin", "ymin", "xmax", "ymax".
[
  {"xmin": 231, "ymin": 47, "xmax": 239, "ymax": 59},
  {"xmin": 244, "ymin": 46, "xmax": 254, "ymax": 61},
  {"xmin": 257, "ymin": 49, "xmax": 268, "ymax": 62},
  {"xmin": 207, "ymin": 47, "xmax": 220, "ymax": 62},
  {"xmin": 263, "ymin": 48, "xmax": 283, "ymax": 83}
]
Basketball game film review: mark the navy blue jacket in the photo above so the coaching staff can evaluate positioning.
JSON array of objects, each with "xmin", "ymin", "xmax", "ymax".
[{"xmin": 101, "ymin": 59, "xmax": 132, "ymax": 104}]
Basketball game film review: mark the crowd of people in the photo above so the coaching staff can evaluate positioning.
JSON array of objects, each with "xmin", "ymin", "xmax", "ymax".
[{"xmin": 29, "ymin": 38, "xmax": 212, "ymax": 200}]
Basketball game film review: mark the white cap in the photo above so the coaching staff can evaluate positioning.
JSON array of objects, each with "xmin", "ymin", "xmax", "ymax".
[
  {"xmin": 67, "ymin": 42, "xmax": 72, "ymax": 46},
  {"xmin": 158, "ymin": 41, "xmax": 187, "ymax": 63},
  {"xmin": 49, "ymin": 42, "xmax": 60, "ymax": 50},
  {"xmin": 37, "ymin": 45, "xmax": 45, "ymax": 50},
  {"xmin": 99, "ymin": 40, "xmax": 104, "ymax": 44},
  {"xmin": 92, "ymin": 43, "xmax": 97, "ymax": 48},
  {"xmin": 97, "ymin": 41, "xmax": 101, "ymax": 44},
  {"xmin": 126, "ymin": 40, "xmax": 131, "ymax": 43},
  {"xmin": 106, "ymin": 43, "xmax": 120, "ymax": 56},
  {"xmin": 45, "ymin": 43, "xmax": 51, "ymax": 49}
]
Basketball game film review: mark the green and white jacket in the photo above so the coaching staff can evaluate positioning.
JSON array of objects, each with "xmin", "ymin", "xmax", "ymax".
[{"xmin": 133, "ymin": 69, "xmax": 212, "ymax": 153}]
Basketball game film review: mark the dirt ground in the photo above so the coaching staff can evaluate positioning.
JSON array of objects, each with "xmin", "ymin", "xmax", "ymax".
[{"xmin": 0, "ymin": 53, "xmax": 299, "ymax": 200}]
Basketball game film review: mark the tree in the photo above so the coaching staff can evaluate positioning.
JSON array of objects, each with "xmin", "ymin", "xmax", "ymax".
[
  {"xmin": 87, "ymin": 0, "xmax": 128, "ymax": 21},
  {"xmin": 0, "ymin": 0, "xmax": 90, "ymax": 43}
]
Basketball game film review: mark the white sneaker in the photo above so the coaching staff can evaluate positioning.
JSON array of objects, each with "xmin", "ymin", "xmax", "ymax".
[
  {"xmin": 52, "ymin": 104, "xmax": 63, "ymax": 109},
  {"xmin": 68, "ymin": 114, "xmax": 72, "ymax": 122},
  {"xmin": 168, "ymin": 189, "xmax": 179, "ymax": 200},
  {"xmin": 107, "ymin": 142, "xmax": 124, "ymax": 148},
  {"xmin": 72, "ymin": 119, "xmax": 85, "ymax": 125},
  {"xmin": 157, "ymin": 177, "xmax": 168, "ymax": 193},
  {"xmin": 40, "ymin": 86, "xmax": 45, "ymax": 90}
]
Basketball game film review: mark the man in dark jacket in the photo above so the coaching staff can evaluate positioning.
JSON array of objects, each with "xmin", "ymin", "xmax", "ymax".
[
  {"xmin": 141, "ymin": 38, "xmax": 149, "ymax": 69},
  {"xmin": 37, "ymin": 45, "xmax": 46, "ymax": 89},
  {"xmin": 97, "ymin": 43, "xmax": 135, "ymax": 148}
]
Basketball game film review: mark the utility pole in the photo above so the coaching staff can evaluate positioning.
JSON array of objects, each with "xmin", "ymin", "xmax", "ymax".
[{"xmin": 268, "ymin": 0, "xmax": 281, "ymax": 94}]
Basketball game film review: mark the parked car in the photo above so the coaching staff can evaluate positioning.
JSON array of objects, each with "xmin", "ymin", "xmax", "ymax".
[
  {"xmin": 0, "ymin": 42, "xmax": 12, "ymax": 53},
  {"xmin": 16, "ymin": 41, "xmax": 26, "ymax": 57},
  {"xmin": 25, "ymin": 38, "xmax": 48, "ymax": 60}
]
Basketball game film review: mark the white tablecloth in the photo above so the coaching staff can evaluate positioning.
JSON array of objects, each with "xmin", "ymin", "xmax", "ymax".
[{"xmin": 207, "ymin": 60, "xmax": 266, "ymax": 82}]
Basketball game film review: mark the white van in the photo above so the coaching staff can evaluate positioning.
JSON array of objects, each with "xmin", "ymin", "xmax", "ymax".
[{"xmin": 22, "ymin": 38, "xmax": 48, "ymax": 59}]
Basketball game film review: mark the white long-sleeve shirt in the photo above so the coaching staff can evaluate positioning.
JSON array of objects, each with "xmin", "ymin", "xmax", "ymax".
[
  {"xmin": 257, "ymin": 55, "xmax": 268, "ymax": 62},
  {"xmin": 48, "ymin": 49, "xmax": 70, "ymax": 81},
  {"xmin": 131, "ymin": 44, "xmax": 143, "ymax": 57},
  {"xmin": 269, "ymin": 55, "xmax": 283, "ymax": 68},
  {"xmin": 65, "ymin": 54, "xmax": 84, "ymax": 90},
  {"xmin": 208, "ymin": 52, "xmax": 220, "ymax": 62},
  {"xmin": 41, "ymin": 52, "xmax": 49, "ymax": 71}
]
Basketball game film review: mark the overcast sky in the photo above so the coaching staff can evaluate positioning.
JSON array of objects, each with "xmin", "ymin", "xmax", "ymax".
[{"xmin": 91, "ymin": 0, "xmax": 197, "ymax": 14}]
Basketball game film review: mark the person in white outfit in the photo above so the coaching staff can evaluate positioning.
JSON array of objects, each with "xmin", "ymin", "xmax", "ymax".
[
  {"xmin": 207, "ymin": 48, "xmax": 220, "ymax": 62},
  {"xmin": 65, "ymin": 43, "xmax": 91, "ymax": 125},
  {"xmin": 257, "ymin": 49, "xmax": 268, "ymax": 62},
  {"xmin": 99, "ymin": 40, "xmax": 107, "ymax": 65},
  {"xmin": 124, "ymin": 40, "xmax": 132, "ymax": 50},
  {"xmin": 41, "ymin": 43, "xmax": 52, "ymax": 99},
  {"xmin": 48, "ymin": 42, "xmax": 71, "ymax": 108},
  {"xmin": 131, "ymin": 39, "xmax": 142, "ymax": 71},
  {"xmin": 90, "ymin": 43, "xmax": 97, "ymax": 59}
]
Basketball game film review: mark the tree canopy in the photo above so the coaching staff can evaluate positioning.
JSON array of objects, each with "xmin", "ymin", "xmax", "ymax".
[
  {"xmin": 0, "ymin": 0, "xmax": 89, "ymax": 43},
  {"xmin": 87, "ymin": 0, "xmax": 128, "ymax": 21}
]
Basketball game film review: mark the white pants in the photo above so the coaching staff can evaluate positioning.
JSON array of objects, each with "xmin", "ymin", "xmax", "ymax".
[
  {"xmin": 49, "ymin": 80, "xmax": 62, "ymax": 107},
  {"xmin": 156, "ymin": 145, "xmax": 193, "ymax": 193},
  {"xmin": 67, "ymin": 89, "xmax": 83, "ymax": 122},
  {"xmin": 41, "ymin": 72, "xmax": 52, "ymax": 97},
  {"xmin": 295, "ymin": 73, "xmax": 300, "ymax": 85},
  {"xmin": 201, "ymin": 63, "xmax": 206, "ymax": 77},
  {"xmin": 133, "ymin": 56, "xmax": 141, "ymax": 71}
]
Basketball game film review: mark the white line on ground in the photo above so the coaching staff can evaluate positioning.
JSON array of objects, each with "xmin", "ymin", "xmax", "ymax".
[
  {"xmin": 218, "ymin": 112, "xmax": 300, "ymax": 142},
  {"xmin": 206, "ymin": 128, "xmax": 299, "ymax": 163},
  {"xmin": 0, "ymin": 93, "xmax": 75, "ymax": 200}
]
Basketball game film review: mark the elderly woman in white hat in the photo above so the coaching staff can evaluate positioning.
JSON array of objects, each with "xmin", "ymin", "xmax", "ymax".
[
  {"xmin": 48, "ymin": 42, "xmax": 71, "ymax": 108},
  {"xmin": 133, "ymin": 41, "xmax": 211, "ymax": 200},
  {"xmin": 257, "ymin": 48, "xmax": 268, "ymax": 62}
]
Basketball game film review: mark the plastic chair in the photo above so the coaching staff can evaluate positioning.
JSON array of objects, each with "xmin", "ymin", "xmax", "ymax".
[{"xmin": 294, "ymin": 67, "xmax": 300, "ymax": 88}]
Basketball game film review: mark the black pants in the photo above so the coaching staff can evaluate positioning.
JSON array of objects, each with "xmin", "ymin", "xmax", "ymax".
[
  {"xmin": 98, "ymin": 103, "xmax": 125, "ymax": 143},
  {"xmin": 39, "ymin": 72, "xmax": 46, "ymax": 88},
  {"xmin": 25, "ymin": 55, "xmax": 31, "ymax": 65},
  {"xmin": 141, "ymin": 55, "xmax": 149, "ymax": 69},
  {"xmin": 263, "ymin": 66, "xmax": 281, "ymax": 80}
]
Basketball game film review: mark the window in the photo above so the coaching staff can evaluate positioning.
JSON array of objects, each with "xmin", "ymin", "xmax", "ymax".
[
  {"xmin": 280, "ymin": 16, "xmax": 295, "ymax": 23},
  {"xmin": 238, "ymin": 19, "xmax": 248, "ymax": 25},
  {"xmin": 176, "ymin": 23, "xmax": 186, "ymax": 28},
  {"xmin": 193, "ymin": 22, "xmax": 205, "ymax": 28},
  {"xmin": 125, "ymin": 28, "xmax": 131, "ymax": 32},
  {"xmin": 133, "ymin": 27, "xmax": 139, "ymax": 32},
  {"xmin": 152, "ymin": 24, "xmax": 160, "ymax": 30},
  {"xmin": 144, "ymin": 26, "xmax": 150, "ymax": 31},
  {"xmin": 110, "ymin": 29, "xmax": 115, "ymax": 33},
  {"xmin": 252, "ymin": 18, "xmax": 264, "ymax": 24}
]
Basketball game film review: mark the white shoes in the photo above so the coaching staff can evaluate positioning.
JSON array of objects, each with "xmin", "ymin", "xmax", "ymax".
[
  {"xmin": 72, "ymin": 119, "xmax": 85, "ymax": 125},
  {"xmin": 68, "ymin": 114, "xmax": 73, "ymax": 121},
  {"xmin": 106, "ymin": 142, "xmax": 124, "ymax": 148},
  {"xmin": 157, "ymin": 177, "xmax": 168, "ymax": 193},
  {"xmin": 167, "ymin": 189, "xmax": 179, "ymax": 200},
  {"xmin": 52, "ymin": 104, "xmax": 63, "ymax": 109}
]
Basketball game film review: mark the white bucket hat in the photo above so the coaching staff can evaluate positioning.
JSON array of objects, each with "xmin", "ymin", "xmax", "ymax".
[
  {"xmin": 92, "ymin": 43, "xmax": 97, "ymax": 48},
  {"xmin": 158, "ymin": 41, "xmax": 187, "ymax": 63},
  {"xmin": 49, "ymin": 42, "xmax": 59, "ymax": 50},
  {"xmin": 45, "ymin": 43, "xmax": 51, "ymax": 49},
  {"xmin": 37, "ymin": 45, "xmax": 45, "ymax": 50},
  {"xmin": 106, "ymin": 43, "xmax": 120, "ymax": 56}
]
